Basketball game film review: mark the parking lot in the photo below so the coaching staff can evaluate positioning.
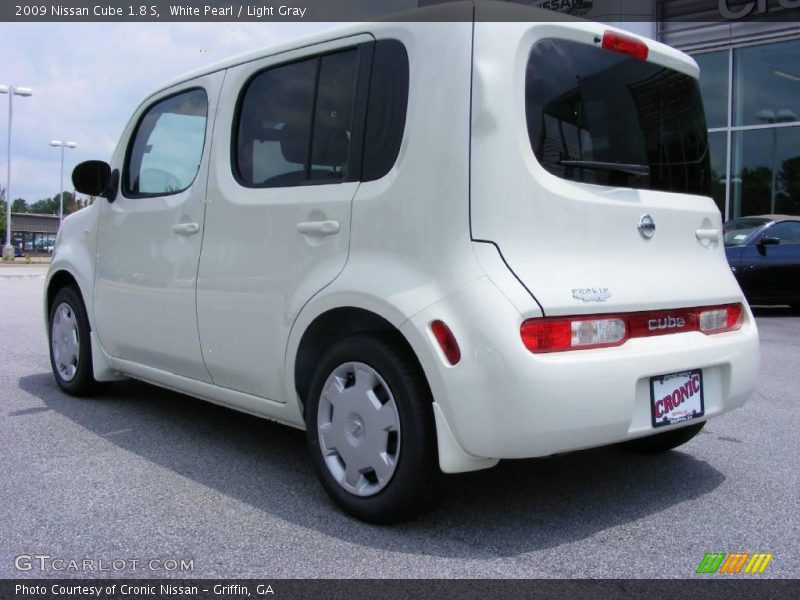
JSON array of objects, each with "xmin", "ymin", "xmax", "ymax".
[{"xmin": 1, "ymin": 265, "xmax": 798, "ymax": 579}]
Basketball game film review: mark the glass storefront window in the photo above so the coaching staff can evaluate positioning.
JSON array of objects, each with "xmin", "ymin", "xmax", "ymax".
[
  {"xmin": 709, "ymin": 131, "xmax": 727, "ymax": 215},
  {"xmin": 695, "ymin": 51, "xmax": 729, "ymax": 129},
  {"xmin": 733, "ymin": 39, "xmax": 800, "ymax": 128},
  {"xmin": 731, "ymin": 126, "xmax": 800, "ymax": 217}
]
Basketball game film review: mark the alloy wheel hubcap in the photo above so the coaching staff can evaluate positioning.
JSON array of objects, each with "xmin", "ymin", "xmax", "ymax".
[
  {"xmin": 51, "ymin": 302, "xmax": 80, "ymax": 382},
  {"xmin": 317, "ymin": 362, "xmax": 401, "ymax": 497}
]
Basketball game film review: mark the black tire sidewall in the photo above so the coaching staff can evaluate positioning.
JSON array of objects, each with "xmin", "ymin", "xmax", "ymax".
[
  {"xmin": 48, "ymin": 286, "xmax": 96, "ymax": 396},
  {"xmin": 306, "ymin": 334, "xmax": 440, "ymax": 523}
]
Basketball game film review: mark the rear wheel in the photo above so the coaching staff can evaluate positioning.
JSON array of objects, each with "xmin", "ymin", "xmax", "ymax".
[
  {"xmin": 306, "ymin": 333, "xmax": 444, "ymax": 523},
  {"xmin": 620, "ymin": 421, "xmax": 706, "ymax": 454},
  {"xmin": 48, "ymin": 286, "xmax": 98, "ymax": 396}
]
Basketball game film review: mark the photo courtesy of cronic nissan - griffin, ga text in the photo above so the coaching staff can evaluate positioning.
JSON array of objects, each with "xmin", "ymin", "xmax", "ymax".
[{"xmin": 45, "ymin": 1, "xmax": 760, "ymax": 523}]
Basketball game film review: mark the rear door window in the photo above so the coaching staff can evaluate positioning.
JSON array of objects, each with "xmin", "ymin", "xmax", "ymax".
[
  {"xmin": 235, "ymin": 49, "xmax": 360, "ymax": 188},
  {"xmin": 526, "ymin": 38, "xmax": 711, "ymax": 196}
]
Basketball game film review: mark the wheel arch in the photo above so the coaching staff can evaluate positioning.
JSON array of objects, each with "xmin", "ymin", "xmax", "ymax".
[
  {"xmin": 46, "ymin": 270, "xmax": 83, "ymax": 317},
  {"xmin": 292, "ymin": 305, "xmax": 427, "ymax": 419}
]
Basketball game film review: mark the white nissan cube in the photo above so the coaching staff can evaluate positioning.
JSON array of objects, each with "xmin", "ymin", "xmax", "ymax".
[{"xmin": 46, "ymin": 1, "xmax": 760, "ymax": 522}]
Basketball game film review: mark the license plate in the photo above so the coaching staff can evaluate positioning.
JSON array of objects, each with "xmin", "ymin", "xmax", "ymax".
[{"xmin": 650, "ymin": 369, "xmax": 704, "ymax": 429}]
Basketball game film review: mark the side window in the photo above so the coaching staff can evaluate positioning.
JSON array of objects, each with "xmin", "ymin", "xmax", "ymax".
[
  {"xmin": 362, "ymin": 40, "xmax": 409, "ymax": 182},
  {"xmin": 235, "ymin": 50, "xmax": 359, "ymax": 187},
  {"xmin": 311, "ymin": 50, "xmax": 358, "ymax": 181},
  {"xmin": 124, "ymin": 89, "xmax": 208, "ymax": 197},
  {"xmin": 767, "ymin": 222, "xmax": 800, "ymax": 244},
  {"xmin": 237, "ymin": 58, "xmax": 317, "ymax": 187}
]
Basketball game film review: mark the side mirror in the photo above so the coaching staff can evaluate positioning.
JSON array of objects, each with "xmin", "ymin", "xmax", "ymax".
[
  {"xmin": 758, "ymin": 235, "xmax": 780, "ymax": 247},
  {"xmin": 72, "ymin": 160, "xmax": 118, "ymax": 201}
]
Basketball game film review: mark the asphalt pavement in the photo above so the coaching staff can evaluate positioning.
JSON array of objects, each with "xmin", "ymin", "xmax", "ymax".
[{"xmin": 1, "ymin": 265, "xmax": 798, "ymax": 579}]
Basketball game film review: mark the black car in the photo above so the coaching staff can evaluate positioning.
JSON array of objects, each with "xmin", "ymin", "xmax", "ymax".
[{"xmin": 724, "ymin": 215, "xmax": 800, "ymax": 309}]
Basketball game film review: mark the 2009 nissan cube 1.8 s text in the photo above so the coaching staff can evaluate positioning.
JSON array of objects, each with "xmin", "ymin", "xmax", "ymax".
[{"xmin": 46, "ymin": 1, "xmax": 760, "ymax": 523}]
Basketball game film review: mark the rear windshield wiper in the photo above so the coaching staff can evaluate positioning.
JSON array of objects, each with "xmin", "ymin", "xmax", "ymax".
[{"xmin": 558, "ymin": 160, "xmax": 650, "ymax": 177}]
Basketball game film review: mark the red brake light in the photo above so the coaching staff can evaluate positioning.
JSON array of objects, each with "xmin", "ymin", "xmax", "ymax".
[
  {"xmin": 521, "ymin": 304, "xmax": 744, "ymax": 354},
  {"xmin": 431, "ymin": 320, "xmax": 461, "ymax": 366},
  {"xmin": 601, "ymin": 31, "xmax": 649, "ymax": 61}
]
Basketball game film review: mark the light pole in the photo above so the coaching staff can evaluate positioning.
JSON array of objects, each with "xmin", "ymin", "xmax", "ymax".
[
  {"xmin": 0, "ymin": 84, "xmax": 33, "ymax": 260},
  {"xmin": 50, "ymin": 140, "xmax": 77, "ymax": 227},
  {"xmin": 756, "ymin": 108, "xmax": 798, "ymax": 214}
]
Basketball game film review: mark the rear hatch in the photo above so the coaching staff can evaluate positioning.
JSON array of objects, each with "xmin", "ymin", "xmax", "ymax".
[{"xmin": 470, "ymin": 20, "xmax": 743, "ymax": 317}]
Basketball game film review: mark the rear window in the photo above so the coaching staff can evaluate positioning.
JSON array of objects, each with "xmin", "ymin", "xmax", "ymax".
[{"xmin": 526, "ymin": 38, "xmax": 711, "ymax": 196}]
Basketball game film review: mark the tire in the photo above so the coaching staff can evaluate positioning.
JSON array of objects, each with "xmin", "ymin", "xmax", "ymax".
[
  {"xmin": 620, "ymin": 421, "xmax": 706, "ymax": 454},
  {"xmin": 48, "ymin": 286, "xmax": 98, "ymax": 396},
  {"xmin": 305, "ymin": 333, "xmax": 445, "ymax": 523}
]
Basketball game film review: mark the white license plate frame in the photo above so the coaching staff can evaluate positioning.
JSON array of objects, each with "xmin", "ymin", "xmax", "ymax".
[{"xmin": 650, "ymin": 369, "xmax": 705, "ymax": 429}]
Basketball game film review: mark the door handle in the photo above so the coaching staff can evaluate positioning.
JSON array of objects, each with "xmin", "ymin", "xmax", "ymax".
[
  {"xmin": 171, "ymin": 222, "xmax": 200, "ymax": 236},
  {"xmin": 296, "ymin": 220, "xmax": 340, "ymax": 237},
  {"xmin": 695, "ymin": 228, "xmax": 721, "ymax": 242}
]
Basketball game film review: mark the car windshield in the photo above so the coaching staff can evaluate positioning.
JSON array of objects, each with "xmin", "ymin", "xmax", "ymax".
[{"xmin": 723, "ymin": 218, "xmax": 768, "ymax": 246}]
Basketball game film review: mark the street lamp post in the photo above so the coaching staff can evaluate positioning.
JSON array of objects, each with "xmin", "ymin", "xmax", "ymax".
[
  {"xmin": 756, "ymin": 108, "xmax": 798, "ymax": 215},
  {"xmin": 0, "ymin": 84, "xmax": 33, "ymax": 260},
  {"xmin": 50, "ymin": 140, "xmax": 77, "ymax": 227}
]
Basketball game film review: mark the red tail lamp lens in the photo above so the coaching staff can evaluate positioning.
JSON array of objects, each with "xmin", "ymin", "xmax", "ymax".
[
  {"xmin": 431, "ymin": 320, "xmax": 461, "ymax": 365},
  {"xmin": 602, "ymin": 31, "xmax": 649, "ymax": 61},
  {"xmin": 521, "ymin": 304, "xmax": 744, "ymax": 354}
]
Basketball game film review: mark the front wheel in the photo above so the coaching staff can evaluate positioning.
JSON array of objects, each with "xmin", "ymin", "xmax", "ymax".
[
  {"xmin": 48, "ymin": 286, "xmax": 98, "ymax": 396},
  {"xmin": 306, "ymin": 334, "xmax": 444, "ymax": 523},
  {"xmin": 620, "ymin": 421, "xmax": 706, "ymax": 454}
]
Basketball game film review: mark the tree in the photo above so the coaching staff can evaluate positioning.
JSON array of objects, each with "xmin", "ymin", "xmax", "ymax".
[
  {"xmin": 29, "ymin": 198, "xmax": 57, "ymax": 214},
  {"xmin": 11, "ymin": 198, "xmax": 28, "ymax": 213}
]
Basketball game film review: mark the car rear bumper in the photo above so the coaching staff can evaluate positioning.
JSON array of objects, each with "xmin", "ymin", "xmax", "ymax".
[{"xmin": 403, "ymin": 277, "xmax": 760, "ymax": 464}]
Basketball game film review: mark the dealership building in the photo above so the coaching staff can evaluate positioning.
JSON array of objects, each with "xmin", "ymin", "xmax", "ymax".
[{"xmin": 524, "ymin": 0, "xmax": 800, "ymax": 221}]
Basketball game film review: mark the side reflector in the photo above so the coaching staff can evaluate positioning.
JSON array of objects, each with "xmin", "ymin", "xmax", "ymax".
[
  {"xmin": 431, "ymin": 320, "xmax": 461, "ymax": 366},
  {"xmin": 521, "ymin": 304, "xmax": 743, "ymax": 354},
  {"xmin": 602, "ymin": 31, "xmax": 649, "ymax": 61}
]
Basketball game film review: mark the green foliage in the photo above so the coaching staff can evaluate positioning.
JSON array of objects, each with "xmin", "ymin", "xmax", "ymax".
[{"xmin": 29, "ymin": 198, "xmax": 58, "ymax": 214}]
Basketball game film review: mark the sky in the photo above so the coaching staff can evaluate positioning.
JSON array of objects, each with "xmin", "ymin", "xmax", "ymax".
[{"xmin": 0, "ymin": 22, "xmax": 334, "ymax": 204}]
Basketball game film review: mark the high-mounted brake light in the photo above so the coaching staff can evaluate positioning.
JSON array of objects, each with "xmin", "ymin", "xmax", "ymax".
[
  {"xmin": 431, "ymin": 320, "xmax": 461, "ymax": 365},
  {"xmin": 520, "ymin": 304, "xmax": 744, "ymax": 354},
  {"xmin": 601, "ymin": 31, "xmax": 649, "ymax": 61}
]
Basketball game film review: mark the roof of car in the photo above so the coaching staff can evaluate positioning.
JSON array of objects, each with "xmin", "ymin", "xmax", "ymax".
[
  {"xmin": 728, "ymin": 215, "xmax": 800, "ymax": 223},
  {"xmin": 763, "ymin": 214, "xmax": 800, "ymax": 222},
  {"xmin": 147, "ymin": 0, "xmax": 692, "ymax": 100}
]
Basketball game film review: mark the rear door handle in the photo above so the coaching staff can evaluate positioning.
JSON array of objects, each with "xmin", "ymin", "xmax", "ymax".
[
  {"xmin": 171, "ymin": 222, "xmax": 200, "ymax": 236},
  {"xmin": 695, "ymin": 228, "xmax": 721, "ymax": 242},
  {"xmin": 296, "ymin": 220, "xmax": 340, "ymax": 237}
]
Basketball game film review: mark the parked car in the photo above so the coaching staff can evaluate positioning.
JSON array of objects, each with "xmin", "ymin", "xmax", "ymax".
[
  {"xmin": 45, "ymin": 3, "xmax": 760, "ymax": 523},
  {"xmin": 724, "ymin": 215, "xmax": 800, "ymax": 309}
]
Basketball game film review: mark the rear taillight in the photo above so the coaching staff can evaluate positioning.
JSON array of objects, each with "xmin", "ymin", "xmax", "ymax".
[
  {"xmin": 699, "ymin": 304, "xmax": 743, "ymax": 333},
  {"xmin": 601, "ymin": 31, "xmax": 649, "ymax": 61},
  {"xmin": 521, "ymin": 304, "xmax": 744, "ymax": 354},
  {"xmin": 520, "ymin": 317, "xmax": 626, "ymax": 353}
]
